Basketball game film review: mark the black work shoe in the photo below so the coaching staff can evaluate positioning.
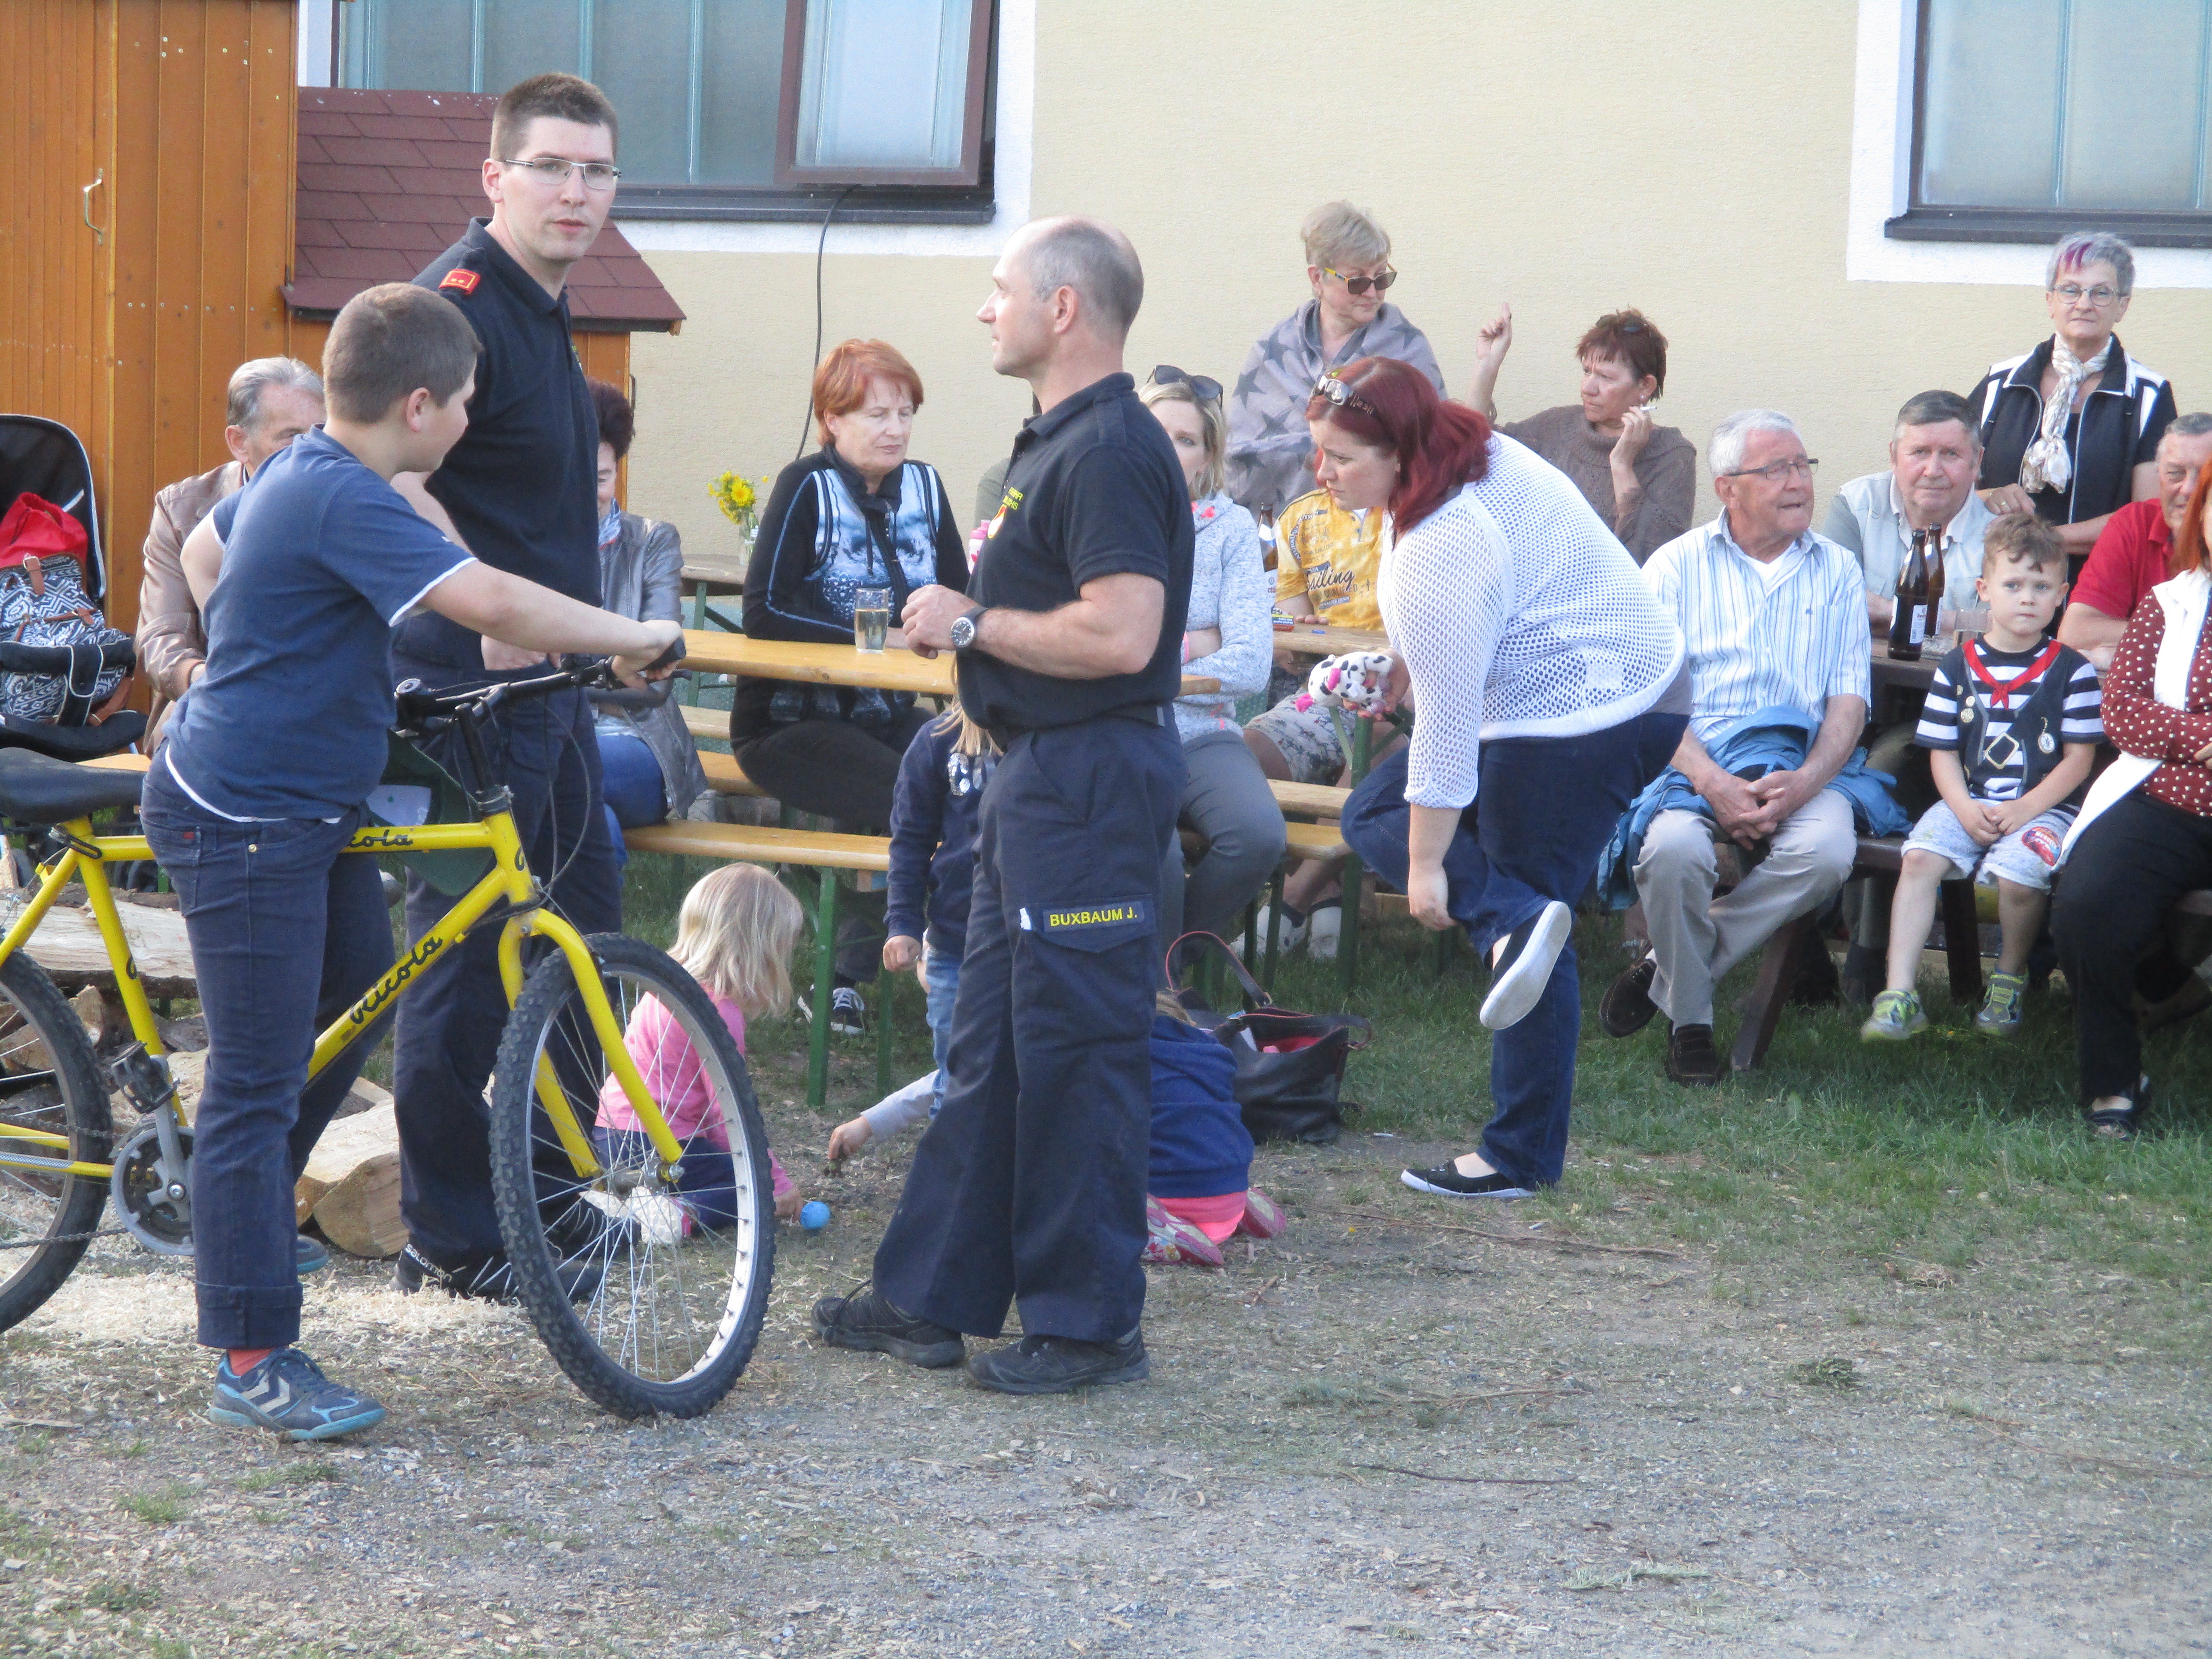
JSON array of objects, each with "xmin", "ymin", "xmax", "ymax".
[
  {"xmin": 1399, "ymin": 1164, "xmax": 1536, "ymax": 1200},
  {"xmin": 392, "ymin": 1243, "xmax": 604, "ymax": 1306},
  {"xmin": 1664, "ymin": 1022, "xmax": 1723, "ymax": 1087},
  {"xmin": 965, "ymin": 1330, "xmax": 1149, "ymax": 1396},
  {"xmin": 1480, "ymin": 901, "xmax": 1572, "ymax": 1031},
  {"xmin": 1599, "ymin": 957, "xmax": 1659, "ymax": 1038},
  {"xmin": 811, "ymin": 1288, "xmax": 965, "ymax": 1368}
]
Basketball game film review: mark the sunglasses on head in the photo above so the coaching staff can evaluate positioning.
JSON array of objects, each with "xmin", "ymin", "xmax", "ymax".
[
  {"xmin": 1151, "ymin": 365, "xmax": 1222, "ymax": 403},
  {"xmin": 1311, "ymin": 372, "xmax": 1381, "ymax": 419},
  {"xmin": 1322, "ymin": 264, "xmax": 1398, "ymax": 296}
]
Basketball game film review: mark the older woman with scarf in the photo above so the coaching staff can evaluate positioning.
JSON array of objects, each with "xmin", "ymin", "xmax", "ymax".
[
  {"xmin": 736, "ymin": 339, "xmax": 969, "ymax": 1033},
  {"xmin": 1971, "ymin": 232, "xmax": 2177, "ymax": 579},
  {"xmin": 1319, "ymin": 358, "xmax": 1687, "ymax": 1202},
  {"xmin": 1224, "ymin": 202, "xmax": 1446, "ymax": 517},
  {"xmin": 2053, "ymin": 456, "xmax": 2212, "ymax": 1139}
]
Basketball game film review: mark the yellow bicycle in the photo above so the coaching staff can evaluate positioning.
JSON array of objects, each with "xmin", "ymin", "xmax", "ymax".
[{"xmin": 0, "ymin": 661, "xmax": 775, "ymax": 1419}]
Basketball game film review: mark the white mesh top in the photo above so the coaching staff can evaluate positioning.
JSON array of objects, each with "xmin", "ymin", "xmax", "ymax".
[{"xmin": 1375, "ymin": 434, "xmax": 1685, "ymax": 810}]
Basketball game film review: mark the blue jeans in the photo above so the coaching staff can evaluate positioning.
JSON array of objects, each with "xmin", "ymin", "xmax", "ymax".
[
  {"xmin": 597, "ymin": 728, "xmax": 665, "ymax": 870},
  {"xmin": 141, "ymin": 768, "xmax": 394, "ymax": 1350},
  {"xmin": 924, "ymin": 942, "xmax": 962, "ymax": 1115},
  {"xmin": 1343, "ymin": 710, "xmax": 1685, "ymax": 1189}
]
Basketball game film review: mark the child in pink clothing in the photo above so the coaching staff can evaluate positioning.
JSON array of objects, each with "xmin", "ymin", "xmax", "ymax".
[{"xmin": 595, "ymin": 864, "xmax": 804, "ymax": 1226}]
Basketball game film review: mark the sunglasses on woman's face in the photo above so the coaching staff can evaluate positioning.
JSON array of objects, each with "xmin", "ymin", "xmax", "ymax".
[
  {"xmin": 1312, "ymin": 372, "xmax": 1381, "ymax": 419},
  {"xmin": 1322, "ymin": 264, "xmax": 1398, "ymax": 296},
  {"xmin": 1151, "ymin": 365, "xmax": 1222, "ymax": 403}
]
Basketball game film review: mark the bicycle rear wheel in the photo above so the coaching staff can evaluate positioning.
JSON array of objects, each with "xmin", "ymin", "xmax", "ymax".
[
  {"xmin": 0, "ymin": 952, "xmax": 114, "ymax": 1333},
  {"xmin": 488, "ymin": 931, "xmax": 775, "ymax": 1418}
]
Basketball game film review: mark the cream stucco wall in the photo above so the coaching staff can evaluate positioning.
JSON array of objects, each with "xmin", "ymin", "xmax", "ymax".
[{"xmin": 625, "ymin": 0, "xmax": 2212, "ymax": 563}]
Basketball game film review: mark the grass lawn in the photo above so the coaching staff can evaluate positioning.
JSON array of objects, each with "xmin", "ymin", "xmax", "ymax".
[{"xmin": 622, "ymin": 850, "xmax": 2212, "ymax": 1344}]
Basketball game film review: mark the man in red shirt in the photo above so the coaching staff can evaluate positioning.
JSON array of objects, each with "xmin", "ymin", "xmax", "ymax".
[{"xmin": 2060, "ymin": 413, "xmax": 2212, "ymax": 669}]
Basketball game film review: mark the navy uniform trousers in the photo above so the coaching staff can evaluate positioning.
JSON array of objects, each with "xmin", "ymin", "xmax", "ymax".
[
  {"xmin": 873, "ymin": 714, "xmax": 1184, "ymax": 1342},
  {"xmin": 389, "ymin": 662, "xmax": 623, "ymax": 1262}
]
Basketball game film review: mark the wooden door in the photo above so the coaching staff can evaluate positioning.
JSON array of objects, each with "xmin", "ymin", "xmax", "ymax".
[{"xmin": 0, "ymin": 0, "xmax": 296, "ymax": 637}]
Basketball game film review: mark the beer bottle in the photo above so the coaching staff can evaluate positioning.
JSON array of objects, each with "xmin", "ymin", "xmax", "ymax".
[
  {"xmin": 1924, "ymin": 528, "xmax": 1948, "ymax": 643},
  {"xmin": 1887, "ymin": 527, "xmax": 1932, "ymax": 661}
]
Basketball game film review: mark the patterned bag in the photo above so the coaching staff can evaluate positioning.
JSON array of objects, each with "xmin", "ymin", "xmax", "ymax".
[{"xmin": 0, "ymin": 555, "xmax": 131, "ymax": 723}]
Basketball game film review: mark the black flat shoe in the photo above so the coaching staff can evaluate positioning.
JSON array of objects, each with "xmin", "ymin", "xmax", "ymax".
[
  {"xmin": 1480, "ymin": 901, "xmax": 1573, "ymax": 1031},
  {"xmin": 965, "ymin": 1330, "xmax": 1149, "ymax": 1396},
  {"xmin": 2086, "ymin": 1076, "xmax": 2151, "ymax": 1140},
  {"xmin": 1600, "ymin": 957, "xmax": 1659, "ymax": 1038},
  {"xmin": 1400, "ymin": 1164, "xmax": 1535, "ymax": 1200},
  {"xmin": 1664, "ymin": 1021, "xmax": 1723, "ymax": 1087}
]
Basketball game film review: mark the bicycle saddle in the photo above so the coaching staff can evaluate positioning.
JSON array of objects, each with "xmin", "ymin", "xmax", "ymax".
[
  {"xmin": 0, "ymin": 711, "xmax": 146, "ymax": 761},
  {"xmin": 0, "ymin": 747, "xmax": 144, "ymax": 822}
]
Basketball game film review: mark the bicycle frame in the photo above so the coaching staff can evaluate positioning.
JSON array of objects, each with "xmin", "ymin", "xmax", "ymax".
[{"xmin": 0, "ymin": 802, "xmax": 681, "ymax": 1189}]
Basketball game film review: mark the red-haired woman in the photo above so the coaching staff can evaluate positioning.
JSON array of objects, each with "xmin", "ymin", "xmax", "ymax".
[
  {"xmin": 1322, "ymin": 359, "xmax": 1688, "ymax": 1200},
  {"xmin": 737, "ymin": 338, "xmax": 969, "ymax": 1031},
  {"xmin": 2053, "ymin": 454, "xmax": 2212, "ymax": 1137}
]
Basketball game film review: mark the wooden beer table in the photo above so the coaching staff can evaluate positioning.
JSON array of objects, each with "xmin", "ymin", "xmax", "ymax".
[
  {"xmin": 1272, "ymin": 619, "xmax": 1389, "ymax": 658},
  {"xmin": 678, "ymin": 632, "xmax": 1218, "ymax": 698}
]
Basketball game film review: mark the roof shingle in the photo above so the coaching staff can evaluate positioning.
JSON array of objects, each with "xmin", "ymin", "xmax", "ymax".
[{"xmin": 285, "ymin": 88, "xmax": 684, "ymax": 332}]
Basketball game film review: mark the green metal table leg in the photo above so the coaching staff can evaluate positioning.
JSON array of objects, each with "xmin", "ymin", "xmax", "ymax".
[
  {"xmin": 806, "ymin": 872, "xmax": 839, "ymax": 1112},
  {"xmin": 1338, "ymin": 719, "xmax": 1372, "ymax": 991},
  {"xmin": 875, "ymin": 943, "xmax": 895, "ymax": 1097},
  {"xmin": 1262, "ymin": 867, "xmax": 1285, "ymax": 991},
  {"xmin": 1241, "ymin": 898, "xmax": 1258, "ymax": 965}
]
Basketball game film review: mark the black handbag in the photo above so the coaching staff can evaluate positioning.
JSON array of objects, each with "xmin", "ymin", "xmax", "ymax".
[{"xmin": 1167, "ymin": 933, "xmax": 1371, "ymax": 1146}]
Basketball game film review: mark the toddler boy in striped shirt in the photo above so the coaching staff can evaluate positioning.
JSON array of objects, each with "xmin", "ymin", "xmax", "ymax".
[{"xmin": 1864, "ymin": 514, "xmax": 2102, "ymax": 1041}]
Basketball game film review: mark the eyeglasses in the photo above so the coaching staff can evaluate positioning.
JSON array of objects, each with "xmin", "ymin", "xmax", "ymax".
[
  {"xmin": 498, "ymin": 156, "xmax": 622, "ymax": 191},
  {"xmin": 1311, "ymin": 372, "xmax": 1381, "ymax": 419},
  {"xmin": 1718, "ymin": 457, "xmax": 1819, "ymax": 484},
  {"xmin": 1320, "ymin": 265, "xmax": 1398, "ymax": 297},
  {"xmin": 2051, "ymin": 283, "xmax": 2121, "ymax": 307},
  {"xmin": 1151, "ymin": 365, "xmax": 1222, "ymax": 403}
]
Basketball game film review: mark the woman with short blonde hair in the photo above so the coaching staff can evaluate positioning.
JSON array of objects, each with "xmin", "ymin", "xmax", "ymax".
[
  {"xmin": 1139, "ymin": 367, "xmax": 1285, "ymax": 938},
  {"xmin": 1224, "ymin": 201, "xmax": 1444, "ymax": 514}
]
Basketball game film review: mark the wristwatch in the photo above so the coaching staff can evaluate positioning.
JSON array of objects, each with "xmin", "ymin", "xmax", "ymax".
[{"xmin": 948, "ymin": 607, "xmax": 986, "ymax": 653}]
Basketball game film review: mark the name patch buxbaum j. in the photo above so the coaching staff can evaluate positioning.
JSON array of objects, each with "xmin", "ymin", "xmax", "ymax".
[{"xmin": 1019, "ymin": 899, "xmax": 1151, "ymax": 933}]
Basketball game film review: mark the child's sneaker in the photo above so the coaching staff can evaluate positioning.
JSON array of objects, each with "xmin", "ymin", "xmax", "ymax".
[
  {"xmin": 208, "ymin": 1348, "xmax": 385, "ymax": 1442},
  {"xmin": 1860, "ymin": 989, "xmax": 1926, "ymax": 1042},
  {"xmin": 1234, "ymin": 1188, "xmax": 1286, "ymax": 1240},
  {"xmin": 1975, "ymin": 970, "xmax": 2028, "ymax": 1037},
  {"xmin": 1141, "ymin": 1199, "xmax": 1224, "ymax": 1267}
]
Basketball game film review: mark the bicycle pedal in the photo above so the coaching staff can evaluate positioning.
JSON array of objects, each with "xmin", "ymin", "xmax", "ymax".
[{"xmin": 108, "ymin": 1043, "xmax": 176, "ymax": 1117}]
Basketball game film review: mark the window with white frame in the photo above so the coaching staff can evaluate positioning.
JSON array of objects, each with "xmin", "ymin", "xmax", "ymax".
[
  {"xmin": 1893, "ymin": 0, "xmax": 2212, "ymax": 245},
  {"xmin": 334, "ymin": 0, "xmax": 996, "ymax": 221}
]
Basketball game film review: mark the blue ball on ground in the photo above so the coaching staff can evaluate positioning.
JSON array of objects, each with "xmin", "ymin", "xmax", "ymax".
[{"xmin": 800, "ymin": 1200, "xmax": 831, "ymax": 1231}]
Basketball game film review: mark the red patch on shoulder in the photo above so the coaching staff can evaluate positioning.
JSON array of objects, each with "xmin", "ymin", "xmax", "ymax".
[{"xmin": 438, "ymin": 268, "xmax": 480, "ymax": 295}]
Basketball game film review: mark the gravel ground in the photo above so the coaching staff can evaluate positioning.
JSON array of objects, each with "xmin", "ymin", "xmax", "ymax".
[{"xmin": 3, "ymin": 1115, "xmax": 2209, "ymax": 1659}]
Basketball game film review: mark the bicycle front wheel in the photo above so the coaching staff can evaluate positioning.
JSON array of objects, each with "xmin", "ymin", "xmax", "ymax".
[
  {"xmin": 488, "ymin": 931, "xmax": 775, "ymax": 1419},
  {"xmin": 0, "ymin": 952, "xmax": 114, "ymax": 1334}
]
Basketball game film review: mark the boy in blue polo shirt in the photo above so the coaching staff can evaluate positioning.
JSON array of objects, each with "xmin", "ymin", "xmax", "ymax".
[{"xmin": 150, "ymin": 283, "xmax": 677, "ymax": 1440}]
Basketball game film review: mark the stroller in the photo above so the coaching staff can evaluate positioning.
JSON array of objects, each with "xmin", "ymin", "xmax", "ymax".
[{"xmin": 0, "ymin": 414, "xmax": 141, "ymax": 762}]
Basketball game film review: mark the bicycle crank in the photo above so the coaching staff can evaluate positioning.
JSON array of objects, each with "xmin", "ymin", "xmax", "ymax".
[{"xmin": 109, "ymin": 1119, "xmax": 194, "ymax": 1255}]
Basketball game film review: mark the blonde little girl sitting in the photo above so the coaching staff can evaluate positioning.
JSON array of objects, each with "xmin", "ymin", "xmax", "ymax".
[{"xmin": 596, "ymin": 863, "xmax": 803, "ymax": 1228}]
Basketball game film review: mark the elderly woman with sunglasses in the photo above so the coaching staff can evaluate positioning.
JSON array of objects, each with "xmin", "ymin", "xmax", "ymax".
[
  {"xmin": 1465, "ymin": 306, "xmax": 1697, "ymax": 564},
  {"xmin": 1971, "ymin": 231, "xmax": 2177, "ymax": 572},
  {"xmin": 1224, "ymin": 201, "xmax": 1445, "ymax": 517},
  {"xmin": 1139, "ymin": 366, "xmax": 1287, "ymax": 940}
]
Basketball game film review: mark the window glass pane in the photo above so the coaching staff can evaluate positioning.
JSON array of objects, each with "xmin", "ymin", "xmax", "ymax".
[
  {"xmin": 1920, "ymin": 0, "xmax": 2064, "ymax": 207},
  {"xmin": 483, "ymin": 0, "xmax": 582, "ymax": 100},
  {"xmin": 593, "ymin": 0, "xmax": 696, "ymax": 184},
  {"xmin": 2062, "ymin": 0, "xmax": 2206, "ymax": 208},
  {"xmin": 698, "ymin": 0, "xmax": 788, "ymax": 185},
  {"xmin": 359, "ymin": 0, "xmax": 477, "ymax": 91},
  {"xmin": 795, "ymin": 0, "xmax": 974, "ymax": 171}
]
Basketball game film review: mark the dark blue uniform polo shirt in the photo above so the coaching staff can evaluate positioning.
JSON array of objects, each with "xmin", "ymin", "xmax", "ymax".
[
  {"xmin": 960, "ymin": 371, "xmax": 1193, "ymax": 739},
  {"xmin": 401, "ymin": 218, "xmax": 600, "ymax": 668}
]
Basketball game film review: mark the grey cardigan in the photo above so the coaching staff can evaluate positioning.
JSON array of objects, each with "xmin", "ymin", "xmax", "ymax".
[{"xmin": 594, "ymin": 513, "xmax": 709, "ymax": 819}]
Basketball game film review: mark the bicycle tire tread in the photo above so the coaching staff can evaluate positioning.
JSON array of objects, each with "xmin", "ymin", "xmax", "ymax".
[{"xmin": 0, "ymin": 952, "xmax": 115, "ymax": 1334}]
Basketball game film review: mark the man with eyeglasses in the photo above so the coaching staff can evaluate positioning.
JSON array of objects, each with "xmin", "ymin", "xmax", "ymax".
[
  {"xmin": 384, "ymin": 73, "xmax": 636, "ymax": 1302},
  {"xmin": 1599, "ymin": 412, "xmax": 1901, "ymax": 1087}
]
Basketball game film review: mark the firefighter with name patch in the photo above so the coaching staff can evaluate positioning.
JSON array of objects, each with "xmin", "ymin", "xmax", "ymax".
[{"xmin": 813, "ymin": 218, "xmax": 1193, "ymax": 1395}]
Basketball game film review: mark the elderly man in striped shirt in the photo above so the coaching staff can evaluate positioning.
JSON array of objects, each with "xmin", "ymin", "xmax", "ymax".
[{"xmin": 1601, "ymin": 411, "xmax": 1873, "ymax": 1085}]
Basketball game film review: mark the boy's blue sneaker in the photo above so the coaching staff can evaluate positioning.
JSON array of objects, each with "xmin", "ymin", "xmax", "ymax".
[
  {"xmin": 1976, "ymin": 970, "xmax": 2028, "ymax": 1038},
  {"xmin": 1860, "ymin": 988, "xmax": 1926, "ymax": 1042},
  {"xmin": 295, "ymin": 1234, "xmax": 330, "ymax": 1276},
  {"xmin": 208, "ymin": 1348, "xmax": 385, "ymax": 1442}
]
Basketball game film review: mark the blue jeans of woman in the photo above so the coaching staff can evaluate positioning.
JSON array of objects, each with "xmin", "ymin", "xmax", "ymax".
[
  {"xmin": 140, "ymin": 767, "xmax": 394, "ymax": 1350},
  {"xmin": 597, "ymin": 728, "xmax": 666, "ymax": 870},
  {"xmin": 924, "ymin": 942, "xmax": 962, "ymax": 1115},
  {"xmin": 1342, "ymin": 710, "xmax": 1685, "ymax": 1189}
]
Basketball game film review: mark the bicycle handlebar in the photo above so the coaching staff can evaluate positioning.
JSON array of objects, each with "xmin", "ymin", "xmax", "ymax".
[{"xmin": 392, "ymin": 638, "xmax": 688, "ymax": 733}]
